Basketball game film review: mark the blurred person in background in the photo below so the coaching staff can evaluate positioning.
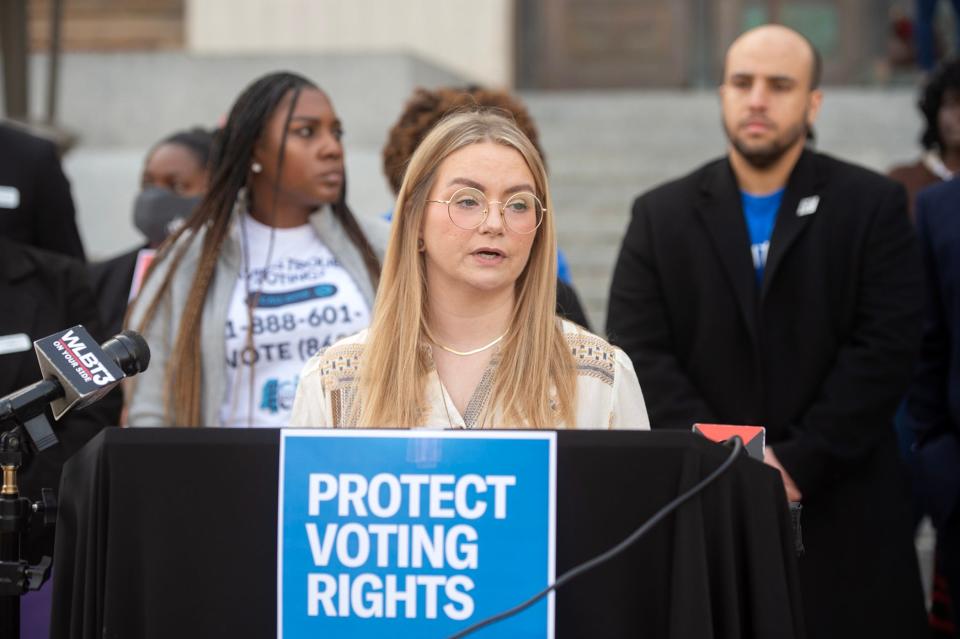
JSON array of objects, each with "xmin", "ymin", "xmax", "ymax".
[
  {"xmin": 607, "ymin": 25, "xmax": 927, "ymax": 638},
  {"xmin": 907, "ymin": 178, "xmax": 960, "ymax": 639},
  {"xmin": 0, "ymin": 122, "xmax": 86, "ymax": 260},
  {"xmin": 89, "ymin": 127, "xmax": 215, "ymax": 338},
  {"xmin": 292, "ymin": 110, "xmax": 648, "ymax": 429},
  {"xmin": 382, "ymin": 86, "xmax": 591, "ymax": 330},
  {"xmin": 127, "ymin": 71, "xmax": 388, "ymax": 428},
  {"xmin": 889, "ymin": 57, "xmax": 960, "ymax": 638},
  {"xmin": 889, "ymin": 57, "xmax": 960, "ymax": 218},
  {"xmin": 916, "ymin": 0, "xmax": 960, "ymax": 72},
  {"xmin": 0, "ymin": 235, "xmax": 119, "ymax": 636},
  {"xmin": 1, "ymin": 121, "xmax": 106, "ymax": 638}
]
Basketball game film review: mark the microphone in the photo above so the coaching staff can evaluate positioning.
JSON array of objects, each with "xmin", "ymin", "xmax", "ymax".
[
  {"xmin": 0, "ymin": 326, "xmax": 150, "ymax": 451},
  {"xmin": 98, "ymin": 331, "xmax": 151, "ymax": 378}
]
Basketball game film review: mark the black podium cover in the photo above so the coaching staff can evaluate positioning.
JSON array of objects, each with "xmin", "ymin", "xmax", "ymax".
[{"xmin": 50, "ymin": 429, "xmax": 804, "ymax": 638}]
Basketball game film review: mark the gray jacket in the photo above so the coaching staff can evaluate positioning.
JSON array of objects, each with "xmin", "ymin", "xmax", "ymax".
[{"xmin": 127, "ymin": 210, "xmax": 389, "ymax": 427}]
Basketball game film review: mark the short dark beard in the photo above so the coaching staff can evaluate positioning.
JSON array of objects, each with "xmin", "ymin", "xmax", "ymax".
[{"xmin": 726, "ymin": 120, "xmax": 808, "ymax": 169}]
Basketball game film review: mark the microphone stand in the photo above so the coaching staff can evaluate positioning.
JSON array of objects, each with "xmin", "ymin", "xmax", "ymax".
[
  {"xmin": 0, "ymin": 418, "xmax": 57, "ymax": 639},
  {"xmin": 0, "ymin": 326, "xmax": 148, "ymax": 635}
]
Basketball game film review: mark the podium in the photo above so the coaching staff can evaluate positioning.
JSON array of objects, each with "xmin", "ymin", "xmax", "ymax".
[{"xmin": 49, "ymin": 429, "xmax": 804, "ymax": 638}]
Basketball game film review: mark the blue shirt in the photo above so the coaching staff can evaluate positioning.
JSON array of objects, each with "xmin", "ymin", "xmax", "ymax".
[{"xmin": 741, "ymin": 188, "xmax": 784, "ymax": 286}]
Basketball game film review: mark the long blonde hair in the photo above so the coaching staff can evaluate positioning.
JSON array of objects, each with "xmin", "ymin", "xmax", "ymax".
[{"xmin": 358, "ymin": 109, "xmax": 576, "ymax": 427}]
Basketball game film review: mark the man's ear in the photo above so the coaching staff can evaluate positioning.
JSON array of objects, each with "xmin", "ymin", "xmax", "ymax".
[{"xmin": 806, "ymin": 89, "xmax": 824, "ymax": 129}]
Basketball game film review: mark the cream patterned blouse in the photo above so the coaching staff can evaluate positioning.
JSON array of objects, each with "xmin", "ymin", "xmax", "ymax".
[{"xmin": 289, "ymin": 320, "xmax": 650, "ymax": 430}]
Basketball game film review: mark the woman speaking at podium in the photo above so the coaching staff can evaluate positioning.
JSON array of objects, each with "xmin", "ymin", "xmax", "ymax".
[{"xmin": 291, "ymin": 110, "xmax": 649, "ymax": 429}]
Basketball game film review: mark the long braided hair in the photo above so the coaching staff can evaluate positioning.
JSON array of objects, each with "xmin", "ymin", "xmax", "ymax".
[{"xmin": 135, "ymin": 71, "xmax": 379, "ymax": 426}]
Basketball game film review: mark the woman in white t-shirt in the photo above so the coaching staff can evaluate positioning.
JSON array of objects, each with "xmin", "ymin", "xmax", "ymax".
[
  {"xmin": 128, "ymin": 71, "xmax": 388, "ymax": 427},
  {"xmin": 291, "ymin": 110, "xmax": 650, "ymax": 430}
]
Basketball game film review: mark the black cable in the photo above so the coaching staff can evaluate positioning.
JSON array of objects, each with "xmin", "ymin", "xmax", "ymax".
[{"xmin": 446, "ymin": 436, "xmax": 745, "ymax": 639}]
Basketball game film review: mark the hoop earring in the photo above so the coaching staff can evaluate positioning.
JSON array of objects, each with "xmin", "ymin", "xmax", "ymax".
[{"xmin": 251, "ymin": 161, "xmax": 263, "ymax": 174}]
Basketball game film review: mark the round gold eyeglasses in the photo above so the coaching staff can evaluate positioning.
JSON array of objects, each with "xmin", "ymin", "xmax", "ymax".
[{"xmin": 427, "ymin": 187, "xmax": 545, "ymax": 235}]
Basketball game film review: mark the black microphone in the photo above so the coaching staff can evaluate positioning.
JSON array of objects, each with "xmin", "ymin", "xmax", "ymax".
[
  {"xmin": 99, "ymin": 331, "xmax": 151, "ymax": 378},
  {"xmin": 0, "ymin": 326, "xmax": 150, "ymax": 450}
]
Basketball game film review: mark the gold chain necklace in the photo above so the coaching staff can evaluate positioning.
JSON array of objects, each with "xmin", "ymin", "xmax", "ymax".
[{"xmin": 434, "ymin": 332, "xmax": 507, "ymax": 356}]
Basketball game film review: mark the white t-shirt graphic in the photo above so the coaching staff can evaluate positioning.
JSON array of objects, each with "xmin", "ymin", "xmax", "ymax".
[{"xmin": 220, "ymin": 214, "xmax": 371, "ymax": 427}]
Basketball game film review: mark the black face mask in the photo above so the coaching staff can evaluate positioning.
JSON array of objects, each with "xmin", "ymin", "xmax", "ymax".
[{"xmin": 133, "ymin": 187, "xmax": 201, "ymax": 246}]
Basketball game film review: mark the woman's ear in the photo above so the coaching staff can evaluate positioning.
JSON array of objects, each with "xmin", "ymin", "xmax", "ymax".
[{"xmin": 250, "ymin": 131, "xmax": 269, "ymax": 174}]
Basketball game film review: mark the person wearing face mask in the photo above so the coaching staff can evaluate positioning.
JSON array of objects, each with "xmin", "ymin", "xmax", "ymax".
[
  {"xmin": 88, "ymin": 128, "xmax": 215, "ymax": 337},
  {"xmin": 290, "ymin": 110, "xmax": 649, "ymax": 430},
  {"xmin": 127, "ymin": 72, "xmax": 388, "ymax": 428}
]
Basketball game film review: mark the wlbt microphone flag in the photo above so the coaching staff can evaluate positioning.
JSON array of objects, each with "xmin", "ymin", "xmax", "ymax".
[
  {"xmin": 0, "ymin": 326, "xmax": 150, "ymax": 451},
  {"xmin": 34, "ymin": 325, "xmax": 122, "ymax": 420}
]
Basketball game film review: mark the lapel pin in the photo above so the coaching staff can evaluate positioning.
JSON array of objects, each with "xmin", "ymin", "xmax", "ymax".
[{"xmin": 796, "ymin": 195, "xmax": 819, "ymax": 217}]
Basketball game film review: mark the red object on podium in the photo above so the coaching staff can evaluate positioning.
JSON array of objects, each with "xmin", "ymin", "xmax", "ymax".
[{"xmin": 693, "ymin": 424, "xmax": 765, "ymax": 460}]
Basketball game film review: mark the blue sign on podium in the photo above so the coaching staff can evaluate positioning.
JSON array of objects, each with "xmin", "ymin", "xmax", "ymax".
[{"xmin": 278, "ymin": 430, "xmax": 557, "ymax": 638}]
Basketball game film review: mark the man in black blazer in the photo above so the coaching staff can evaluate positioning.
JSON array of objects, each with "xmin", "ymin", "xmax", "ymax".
[
  {"xmin": 0, "ymin": 236, "xmax": 118, "ymax": 633},
  {"xmin": 0, "ymin": 123, "xmax": 86, "ymax": 260},
  {"xmin": 908, "ymin": 178, "xmax": 960, "ymax": 637},
  {"xmin": 608, "ymin": 25, "xmax": 928, "ymax": 638}
]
